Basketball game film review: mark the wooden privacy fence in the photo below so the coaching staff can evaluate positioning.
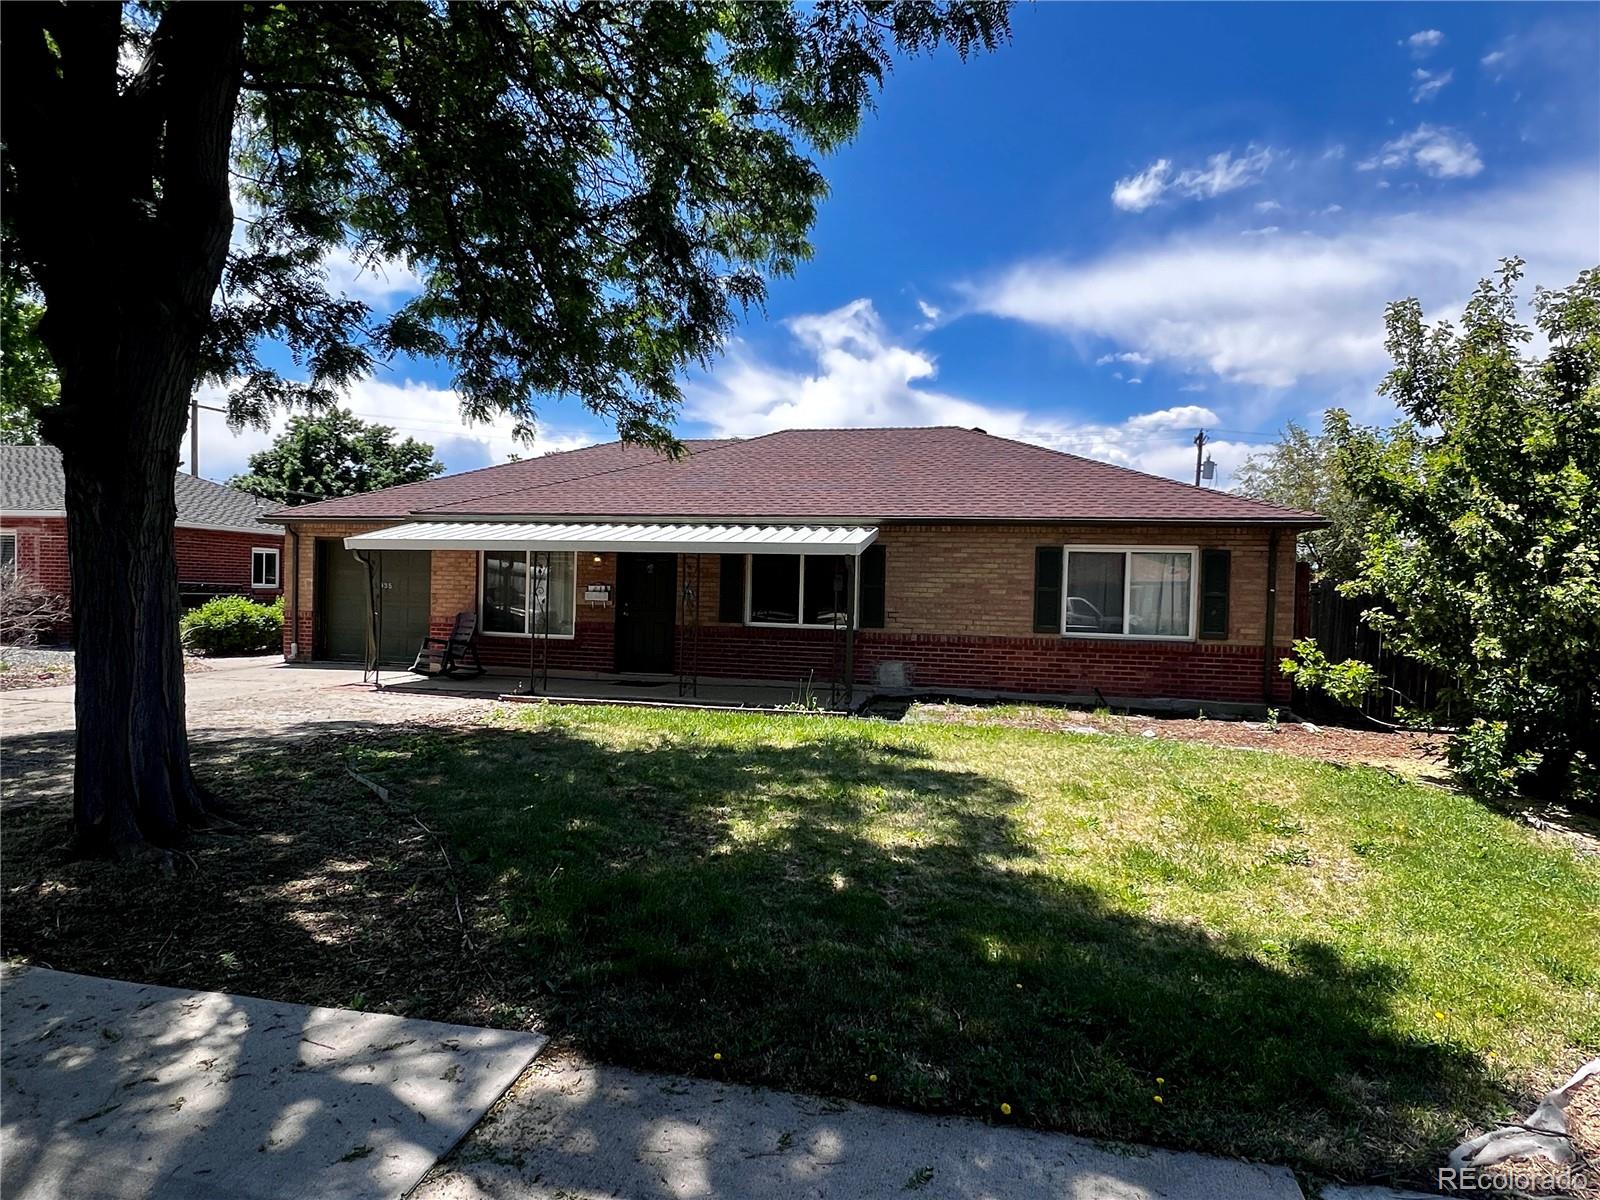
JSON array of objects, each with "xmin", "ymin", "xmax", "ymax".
[{"xmin": 1294, "ymin": 571, "xmax": 1456, "ymax": 727}]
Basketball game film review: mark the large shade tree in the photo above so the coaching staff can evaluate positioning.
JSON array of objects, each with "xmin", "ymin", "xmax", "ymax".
[{"xmin": 2, "ymin": 1, "xmax": 1009, "ymax": 854}]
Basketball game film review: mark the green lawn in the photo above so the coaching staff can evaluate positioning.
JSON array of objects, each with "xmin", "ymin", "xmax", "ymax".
[{"xmin": 348, "ymin": 703, "xmax": 1600, "ymax": 1182}]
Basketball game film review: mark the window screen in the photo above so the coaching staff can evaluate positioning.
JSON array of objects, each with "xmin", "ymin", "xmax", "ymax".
[
  {"xmin": 859, "ymin": 545, "xmax": 886, "ymax": 629},
  {"xmin": 748, "ymin": 555, "xmax": 800, "ymax": 623},
  {"xmin": 718, "ymin": 554, "xmax": 745, "ymax": 622},
  {"xmin": 802, "ymin": 554, "xmax": 849, "ymax": 625},
  {"xmin": 483, "ymin": 551, "xmax": 529, "ymax": 633}
]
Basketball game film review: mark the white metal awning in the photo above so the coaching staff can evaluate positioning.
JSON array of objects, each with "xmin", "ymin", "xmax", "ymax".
[{"xmin": 343, "ymin": 521, "xmax": 879, "ymax": 555}]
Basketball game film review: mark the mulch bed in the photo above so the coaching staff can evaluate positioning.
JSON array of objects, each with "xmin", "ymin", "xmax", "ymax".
[
  {"xmin": 0, "ymin": 726, "xmax": 536, "ymax": 1032},
  {"xmin": 908, "ymin": 702, "xmax": 1449, "ymax": 772}
]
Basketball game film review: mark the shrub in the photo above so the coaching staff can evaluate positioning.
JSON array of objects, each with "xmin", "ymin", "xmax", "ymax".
[
  {"xmin": 0, "ymin": 565, "xmax": 69, "ymax": 647},
  {"xmin": 180, "ymin": 595, "xmax": 283, "ymax": 656}
]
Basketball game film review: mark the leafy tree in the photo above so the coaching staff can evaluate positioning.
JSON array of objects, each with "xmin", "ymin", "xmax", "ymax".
[
  {"xmin": 2, "ymin": 2, "xmax": 1008, "ymax": 854},
  {"xmin": 1296, "ymin": 261, "xmax": 1599, "ymax": 803},
  {"xmin": 1234, "ymin": 419, "xmax": 1371, "ymax": 581},
  {"xmin": 1, "ymin": 278, "xmax": 56, "ymax": 444},
  {"xmin": 228, "ymin": 408, "xmax": 443, "ymax": 504}
]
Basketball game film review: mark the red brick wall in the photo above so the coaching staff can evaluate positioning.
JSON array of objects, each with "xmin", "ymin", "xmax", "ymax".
[
  {"xmin": 285, "ymin": 519, "xmax": 1302, "ymax": 704},
  {"xmin": 1, "ymin": 517, "xmax": 72, "ymax": 606},
  {"xmin": 671, "ymin": 627, "xmax": 1285, "ymax": 704},
  {"xmin": 0, "ymin": 517, "xmax": 278, "ymax": 641},
  {"xmin": 174, "ymin": 527, "xmax": 284, "ymax": 598}
]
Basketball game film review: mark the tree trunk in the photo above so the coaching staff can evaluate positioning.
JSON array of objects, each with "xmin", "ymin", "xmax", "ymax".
[
  {"xmin": 2, "ymin": 3, "xmax": 248, "ymax": 854},
  {"xmin": 60, "ymin": 351, "xmax": 214, "ymax": 853}
]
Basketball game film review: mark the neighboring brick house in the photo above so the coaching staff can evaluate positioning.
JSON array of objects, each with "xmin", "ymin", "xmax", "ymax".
[
  {"xmin": 1, "ymin": 445, "xmax": 284, "ymax": 637},
  {"xmin": 268, "ymin": 427, "xmax": 1324, "ymax": 710}
]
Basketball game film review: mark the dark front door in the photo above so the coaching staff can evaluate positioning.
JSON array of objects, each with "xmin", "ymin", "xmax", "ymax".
[{"xmin": 615, "ymin": 553, "xmax": 677, "ymax": 673}]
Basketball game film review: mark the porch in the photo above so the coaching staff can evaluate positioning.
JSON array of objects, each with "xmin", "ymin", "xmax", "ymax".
[
  {"xmin": 342, "ymin": 521, "xmax": 880, "ymax": 711},
  {"xmin": 365, "ymin": 665, "xmax": 840, "ymax": 712}
]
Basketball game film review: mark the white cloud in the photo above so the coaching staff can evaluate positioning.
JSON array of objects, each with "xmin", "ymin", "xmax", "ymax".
[
  {"xmin": 1111, "ymin": 147, "xmax": 1274, "ymax": 212},
  {"xmin": 1480, "ymin": 49, "xmax": 1508, "ymax": 72},
  {"xmin": 916, "ymin": 300, "xmax": 942, "ymax": 322},
  {"xmin": 1095, "ymin": 351, "xmax": 1152, "ymax": 366},
  {"xmin": 683, "ymin": 300, "xmax": 1234, "ymax": 480},
  {"xmin": 189, "ymin": 376, "xmax": 592, "ymax": 485},
  {"xmin": 1410, "ymin": 68, "xmax": 1454, "ymax": 103},
  {"xmin": 1254, "ymin": 199, "xmax": 1283, "ymax": 214},
  {"xmin": 1111, "ymin": 159, "xmax": 1174, "ymax": 213},
  {"xmin": 322, "ymin": 246, "xmax": 424, "ymax": 305},
  {"xmin": 966, "ymin": 166, "xmax": 1595, "ymax": 390},
  {"xmin": 1403, "ymin": 29, "xmax": 1445, "ymax": 56},
  {"xmin": 1358, "ymin": 124, "xmax": 1483, "ymax": 178}
]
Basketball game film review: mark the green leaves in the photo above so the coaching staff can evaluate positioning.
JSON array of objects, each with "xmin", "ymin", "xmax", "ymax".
[
  {"xmin": 1331, "ymin": 261, "xmax": 1600, "ymax": 803},
  {"xmin": 215, "ymin": 1, "xmax": 1007, "ymax": 450},
  {"xmin": 226, "ymin": 407, "xmax": 444, "ymax": 504}
]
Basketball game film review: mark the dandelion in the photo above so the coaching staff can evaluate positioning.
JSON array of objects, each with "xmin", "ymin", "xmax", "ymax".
[
  {"xmin": 868, "ymin": 1074, "xmax": 878, "ymax": 1083},
  {"xmin": 1156, "ymin": 1077, "xmax": 1165, "ymax": 1085},
  {"xmin": 713, "ymin": 1052, "xmax": 722, "ymax": 1061},
  {"xmin": 999, "ymin": 1102, "xmax": 1012, "ymax": 1116},
  {"xmin": 1153, "ymin": 1095, "xmax": 1163, "ymax": 1104},
  {"xmin": 1434, "ymin": 1011, "xmax": 1447, "ymax": 1021}
]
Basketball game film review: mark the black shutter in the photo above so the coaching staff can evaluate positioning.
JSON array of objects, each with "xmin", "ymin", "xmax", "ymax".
[
  {"xmin": 1200, "ymin": 548, "xmax": 1230, "ymax": 639},
  {"xmin": 1033, "ymin": 546, "xmax": 1063, "ymax": 633},
  {"xmin": 859, "ymin": 545, "xmax": 886, "ymax": 628},
  {"xmin": 718, "ymin": 554, "xmax": 746, "ymax": 622}
]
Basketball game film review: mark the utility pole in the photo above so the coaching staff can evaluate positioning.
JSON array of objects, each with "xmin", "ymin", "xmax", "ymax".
[
  {"xmin": 1193, "ymin": 428, "xmax": 1207, "ymax": 487},
  {"xmin": 190, "ymin": 395, "xmax": 200, "ymax": 477}
]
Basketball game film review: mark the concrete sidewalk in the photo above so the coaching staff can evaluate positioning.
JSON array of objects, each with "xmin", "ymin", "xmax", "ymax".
[
  {"xmin": 412, "ymin": 1055, "xmax": 1307, "ymax": 1200},
  {"xmin": 0, "ymin": 966, "xmax": 544, "ymax": 1200},
  {"xmin": 0, "ymin": 965, "xmax": 1444, "ymax": 1200}
]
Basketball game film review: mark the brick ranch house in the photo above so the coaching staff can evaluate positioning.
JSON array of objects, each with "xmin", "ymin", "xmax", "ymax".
[
  {"xmin": 268, "ymin": 427, "xmax": 1323, "ymax": 711},
  {"xmin": 1, "ymin": 445, "xmax": 285, "ymax": 634}
]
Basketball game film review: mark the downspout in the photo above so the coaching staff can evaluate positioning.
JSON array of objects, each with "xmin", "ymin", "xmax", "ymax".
[{"xmin": 1263, "ymin": 529, "xmax": 1280, "ymax": 708}]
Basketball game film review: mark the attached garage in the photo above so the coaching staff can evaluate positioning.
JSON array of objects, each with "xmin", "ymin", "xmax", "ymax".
[{"xmin": 315, "ymin": 540, "xmax": 430, "ymax": 664}]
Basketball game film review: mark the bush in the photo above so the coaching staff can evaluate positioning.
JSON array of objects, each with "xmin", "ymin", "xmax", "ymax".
[
  {"xmin": 0, "ymin": 565, "xmax": 69, "ymax": 647},
  {"xmin": 180, "ymin": 595, "xmax": 283, "ymax": 656}
]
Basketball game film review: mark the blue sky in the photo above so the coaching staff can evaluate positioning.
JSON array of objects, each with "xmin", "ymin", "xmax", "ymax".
[{"xmin": 196, "ymin": 2, "xmax": 1600, "ymax": 487}]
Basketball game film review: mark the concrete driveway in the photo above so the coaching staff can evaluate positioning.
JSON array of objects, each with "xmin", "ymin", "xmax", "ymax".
[{"xmin": 1, "ymin": 656, "xmax": 496, "ymax": 743}]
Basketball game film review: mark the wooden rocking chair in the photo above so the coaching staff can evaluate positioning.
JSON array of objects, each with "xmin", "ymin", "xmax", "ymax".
[{"xmin": 411, "ymin": 611, "xmax": 485, "ymax": 678}]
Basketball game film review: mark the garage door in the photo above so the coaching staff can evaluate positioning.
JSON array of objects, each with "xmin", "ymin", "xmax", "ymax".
[{"xmin": 317, "ymin": 542, "xmax": 432, "ymax": 664}]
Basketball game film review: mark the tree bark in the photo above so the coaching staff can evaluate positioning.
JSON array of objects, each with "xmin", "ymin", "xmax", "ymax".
[
  {"xmin": 60, "ymin": 356, "xmax": 215, "ymax": 852},
  {"xmin": 3, "ymin": 3, "xmax": 247, "ymax": 854}
]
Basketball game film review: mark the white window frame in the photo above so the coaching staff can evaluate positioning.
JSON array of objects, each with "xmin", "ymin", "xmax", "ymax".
[
  {"xmin": 743, "ymin": 552, "xmax": 861, "ymax": 629},
  {"xmin": 251, "ymin": 546, "xmax": 280, "ymax": 589},
  {"xmin": 1061, "ymin": 544, "xmax": 1198, "ymax": 642},
  {"xmin": 0, "ymin": 531, "xmax": 16, "ymax": 570},
  {"xmin": 478, "ymin": 550, "xmax": 578, "ymax": 640}
]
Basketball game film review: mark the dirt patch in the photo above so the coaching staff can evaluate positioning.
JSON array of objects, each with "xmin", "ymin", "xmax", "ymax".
[
  {"xmin": 907, "ymin": 701, "xmax": 1450, "ymax": 773},
  {"xmin": 0, "ymin": 722, "xmax": 537, "ymax": 1032}
]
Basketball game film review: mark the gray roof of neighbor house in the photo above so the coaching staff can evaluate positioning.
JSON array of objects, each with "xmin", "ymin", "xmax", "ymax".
[
  {"xmin": 0, "ymin": 445, "xmax": 281, "ymax": 534},
  {"xmin": 269, "ymin": 427, "xmax": 1326, "ymax": 526}
]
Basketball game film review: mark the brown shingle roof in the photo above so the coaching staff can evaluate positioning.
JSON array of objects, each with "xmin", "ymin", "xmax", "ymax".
[
  {"xmin": 267, "ymin": 439, "xmax": 734, "ymax": 520},
  {"xmin": 270, "ymin": 427, "xmax": 1324, "ymax": 525},
  {"xmin": 2, "ymin": 445, "xmax": 280, "ymax": 532}
]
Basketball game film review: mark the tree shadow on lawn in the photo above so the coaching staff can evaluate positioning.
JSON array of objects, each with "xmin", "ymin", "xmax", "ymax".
[
  {"xmin": 354, "ymin": 719, "xmax": 1506, "ymax": 1182},
  {"xmin": 0, "ymin": 718, "xmax": 1507, "ymax": 1184}
]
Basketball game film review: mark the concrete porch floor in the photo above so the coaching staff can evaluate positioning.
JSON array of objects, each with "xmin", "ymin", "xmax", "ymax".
[{"xmin": 366, "ymin": 666, "xmax": 842, "ymax": 712}]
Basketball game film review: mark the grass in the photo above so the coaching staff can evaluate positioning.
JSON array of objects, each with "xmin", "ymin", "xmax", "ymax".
[
  {"xmin": 4, "ymin": 702, "xmax": 1595, "ymax": 1184},
  {"xmin": 341, "ymin": 704, "xmax": 1597, "ymax": 1182}
]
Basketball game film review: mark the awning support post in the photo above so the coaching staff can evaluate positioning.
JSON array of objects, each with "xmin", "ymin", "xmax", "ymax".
[
  {"xmin": 843, "ymin": 555, "xmax": 857, "ymax": 711},
  {"xmin": 354, "ymin": 549, "xmax": 381, "ymax": 690},
  {"xmin": 528, "ymin": 549, "xmax": 551, "ymax": 696},
  {"xmin": 678, "ymin": 553, "xmax": 700, "ymax": 699}
]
